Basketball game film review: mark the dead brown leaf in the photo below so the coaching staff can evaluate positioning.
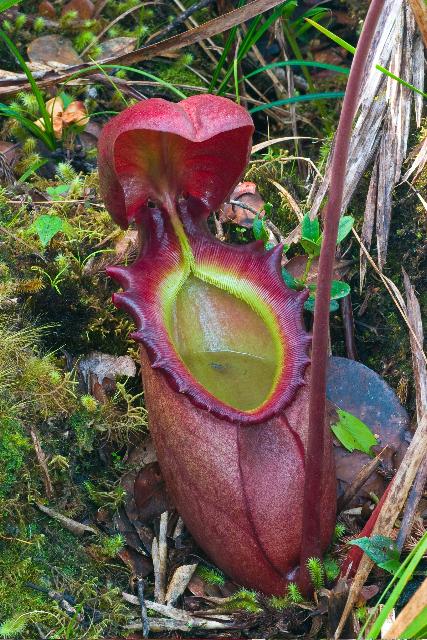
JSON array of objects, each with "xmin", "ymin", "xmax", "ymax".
[
  {"xmin": 220, "ymin": 181, "xmax": 264, "ymax": 226},
  {"xmin": 134, "ymin": 462, "xmax": 173, "ymax": 522},
  {"xmin": 98, "ymin": 37, "xmax": 137, "ymax": 59},
  {"xmin": 286, "ymin": 255, "xmax": 352, "ymax": 285},
  {"xmin": 61, "ymin": 0, "xmax": 95, "ymax": 20},
  {"xmin": 38, "ymin": 0, "xmax": 56, "ymax": 18},
  {"xmin": 27, "ymin": 35, "xmax": 82, "ymax": 67}
]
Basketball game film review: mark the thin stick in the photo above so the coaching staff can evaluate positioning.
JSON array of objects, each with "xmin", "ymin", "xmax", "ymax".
[
  {"xmin": 299, "ymin": 0, "xmax": 386, "ymax": 593},
  {"xmin": 136, "ymin": 577, "xmax": 150, "ymax": 637},
  {"xmin": 337, "ymin": 448, "xmax": 386, "ymax": 512},
  {"xmin": 153, "ymin": 511, "xmax": 168, "ymax": 603}
]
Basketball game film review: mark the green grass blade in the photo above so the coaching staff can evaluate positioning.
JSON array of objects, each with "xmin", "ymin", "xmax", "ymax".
[
  {"xmin": 305, "ymin": 18, "xmax": 427, "ymax": 100},
  {"xmin": 249, "ymin": 91, "xmax": 344, "ymax": 113},
  {"xmin": 358, "ymin": 532, "xmax": 427, "ymax": 640},
  {"xmin": 243, "ymin": 59, "xmax": 349, "ymax": 82},
  {"xmin": 0, "ymin": 103, "xmax": 55, "ymax": 147},
  {"xmin": 217, "ymin": 2, "xmax": 287, "ymax": 95},
  {"xmin": 401, "ymin": 606, "xmax": 427, "ymax": 639},
  {"xmin": 0, "ymin": 29, "xmax": 56, "ymax": 148},
  {"xmin": 18, "ymin": 158, "xmax": 48, "ymax": 183},
  {"xmin": 66, "ymin": 64, "xmax": 186, "ymax": 99},
  {"xmin": 0, "ymin": 0, "xmax": 22, "ymax": 11},
  {"xmin": 208, "ymin": 0, "xmax": 246, "ymax": 92}
]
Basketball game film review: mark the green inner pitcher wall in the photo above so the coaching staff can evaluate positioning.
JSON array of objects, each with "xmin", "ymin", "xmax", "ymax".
[{"xmin": 169, "ymin": 276, "xmax": 279, "ymax": 411}]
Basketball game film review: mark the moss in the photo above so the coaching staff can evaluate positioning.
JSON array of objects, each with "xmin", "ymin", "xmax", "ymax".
[{"xmin": 0, "ymin": 420, "xmax": 30, "ymax": 498}]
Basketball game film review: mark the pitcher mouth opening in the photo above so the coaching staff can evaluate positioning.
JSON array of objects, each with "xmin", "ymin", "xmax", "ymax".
[{"xmin": 166, "ymin": 274, "xmax": 281, "ymax": 412}]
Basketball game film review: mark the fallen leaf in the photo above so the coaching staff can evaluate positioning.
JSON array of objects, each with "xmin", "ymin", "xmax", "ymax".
[
  {"xmin": 117, "ymin": 547, "xmax": 152, "ymax": 578},
  {"xmin": 133, "ymin": 462, "xmax": 173, "ymax": 522},
  {"xmin": 78, "ymin": 351, "xmax": 136, "ymax": 401},
  {"xmin": 61, "ymin": 0, "xmax": 95, "ymax": 19},
  {"xmin": 62, "ymin": 100, "xmax": 89, "ymax": 127},
  {"xmin": 285, "ymin": 255, "xmax": 352, "ymax": 284},
  {"xmin": 38, "ymin": 0, "xmax": 56, "ymax": 18},
  {"xmin": 220, "ymin": 181, "xmax": 265, "ymax": 227},
  {"xmin": 165, "ymin": 563, "xmax": 198, "ymax": 605},
  {"xmin": 27, "ymin": 35, "xmax": 82, "ymax": 67},
  {"xmin": 0, "ymin": 141, "xmax": 20, "ymax": 166},
  {"xmin": 98, "ymin": 37, "xmax": 137, "ymax": 59}
]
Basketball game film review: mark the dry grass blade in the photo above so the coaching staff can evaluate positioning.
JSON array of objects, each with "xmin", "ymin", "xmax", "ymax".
[
  {"xmin": 403, "ymin": 269, "xmax": 427, "ymax": 424},
  {"xmin": 353, "ymin": 228, "xmax": 427, "ymax": 365},
  {"xmin": 395, "ymin": 270, "xmax": 427, "ymax": 551},
  {"xmin": 269, "ymin": 179, "xmax": 303, "ymax": 221},
  {"xmin": 251, "ymin": 136, "xmax": 314, "ymax": 154},
  {"xmin": 335, "ymin": 411, "xmax": 427, "ymax": 639},
  {"xmin": 165, "ymin": 563, "xmax": 198, "ymax": 606},
  {"xmin": 382, "ymin": 576, "xmax": 427, "ymax": 639},
  {"xmin": 0, "ymin": 0, "xmax": 286, "ymax": 95},
  {"xmin": 36, "ymin": 503, "xmax": 98, "ymax": 536},
  {"xmin": 29, "ymin": 426, "xmax": 54, "ymax": 499},
  {"xmin": 401, "ymin": 135, "xmax": 427, "ymax": 183},
  {"xmin": 310, "ymin": 0, "xmax": 424, "ymax": 272}
]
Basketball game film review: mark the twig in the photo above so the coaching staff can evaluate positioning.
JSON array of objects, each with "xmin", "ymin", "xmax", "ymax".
[
  {"xmin": 29, "ymin": 427, "xmax": 54, "ymax": 500},
  {"xmin": 153, "ymin": 511, "xmax": 168, "ymax": 603},
  {"xmin": 335, "ymin": 412, "xmax": 427, "ymax": 638},
  {"xmin": 396, "ymin": 457, "xmax": 427, "ymax": 552},
  {"xmin": 136, "ymin": 577, "xmax": 150, "ymax": 638},
  {"xmin": 337, "ymin": 448, "xmax": 386, "ymax": 512},
  {"xmin": 122, "ymin": 591, "xmax": 234, "ymax": 629},
  {"xmin": 151, "ymin": 0, "xmax": 216, "ymax": 43},
  {"xmin": 213, "ymin": 212, "xmax": 225, "ymax": 241},
  {"xmin": 35, "ymin": 503, "xmax": 97, "ymax": 537},
  {"xmin": 340, "ymin": 294, "xmax": 358, "ymax": 361}
]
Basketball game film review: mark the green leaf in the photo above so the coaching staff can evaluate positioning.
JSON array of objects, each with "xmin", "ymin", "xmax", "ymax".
[
  {"xmin": 331, "ymin": 408, "xmax": 378, "ymax": 454},
  {"xmin": 249, "ymin": 91, "xmax": 345, "ymax": 114},
  {"xmin": 305, "ymin": 18, "xmax": 427, "ymax": 101},
  {"xmin": 302, "ymin": 213, "xmax": 320, "ymax": 242},
  {"xmin": 243, "ymin": 59, "xmax": 349, "ymax": 82},
  {"xmin": 330, "ymin": 280, "xmax": 351, "ymax": 299},
  {"xmin": 349, "ymin": 535, "xmax": 401, "ymax": 574},
  {"xmin": 304, "ymin": 296, "xmax": 338, "ymax": 313},
  {"xmin": 46, "ymin": 184, "xmax": 70, "ymax": 198},
  {"xmin": 337, "ymin": 216, "xmax": 354, "ymax": 244},
  {"xmin": 300, "ymin": 237, "xmax": 321, "ymax": 257},
  {"xmin": 31, "ymin": 215, "xmax": 64, "ymax": 246},
  {"xmin": 252, "ymin": 215, "xmax": 269, "ymax": 243},
  {"xmin": 308, "ymin": 280, "xmax": 350, "ymax": 300}
]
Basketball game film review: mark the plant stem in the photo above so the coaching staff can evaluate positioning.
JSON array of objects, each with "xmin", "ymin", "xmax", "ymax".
[{"xmin": 298, "ymin": 0, "xmax": 385, "ymax": 594}]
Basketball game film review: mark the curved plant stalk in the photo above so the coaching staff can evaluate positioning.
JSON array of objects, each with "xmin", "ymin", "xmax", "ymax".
[{"xmin": 299, "ymin": 0, "xmax": 387, "ymax": 593}]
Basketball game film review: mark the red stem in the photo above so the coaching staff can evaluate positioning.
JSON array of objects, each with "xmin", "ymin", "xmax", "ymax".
[{"xmin": 298, "ymin": 0, "xmax": 386, "ymax": 592}]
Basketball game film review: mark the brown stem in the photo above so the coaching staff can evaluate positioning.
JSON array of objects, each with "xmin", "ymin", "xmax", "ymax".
[{"xmin": 298, "ymin": 0, "xmax": 385, "ymax": 593}]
